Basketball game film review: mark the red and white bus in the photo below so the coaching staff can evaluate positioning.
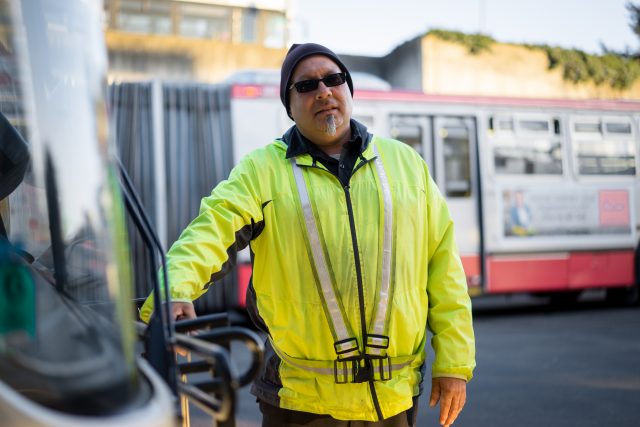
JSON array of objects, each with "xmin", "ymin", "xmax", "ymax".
[{"xmin": 229, "ymin": 81, "xmax": 640, "ymax": 305}]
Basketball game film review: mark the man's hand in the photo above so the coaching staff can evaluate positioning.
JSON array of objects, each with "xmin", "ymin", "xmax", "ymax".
[
  {"xmin": 171, "ymin": 302, "xmax": 196, "ymax": 357},
  {"xmin": 171, "ymin": 301, "xmax": 197, "ymax": 321},
  {"xmin": 429, "ymin": 377, "xmax": 467, "ymax": 427}
]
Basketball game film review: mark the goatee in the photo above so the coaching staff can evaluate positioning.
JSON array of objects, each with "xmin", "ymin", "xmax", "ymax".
[{"xmin": 325, "ymin": 115, "xmax": 337, "ymax": 136}]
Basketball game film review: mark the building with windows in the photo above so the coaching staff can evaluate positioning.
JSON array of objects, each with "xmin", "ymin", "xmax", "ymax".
[
  {"xmin": 104, "ymin": 0, "xmax": 290, "ymax": 82},
  {"xmin": 103, "ymin": 2, "xmax": 640, "ymax": 100}
]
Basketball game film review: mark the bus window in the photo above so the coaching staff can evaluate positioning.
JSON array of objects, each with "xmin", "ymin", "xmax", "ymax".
[
  {"xmin": 574, "ymin": 122, "xmax": 601, "ymax": 133},
  {"xmin": 498, "ymin": 118, "xmax": 514, "ymax": 131},
  {"xmin": 354, "ymin": 115, "xmax": 375, "ymax": 132},
  {"xmin": 573, "ymin": 118, "xmax": 636, "ymax": 176},
  {"xmin": 576, "ymin": 139, "xmax": 635, "ymax": 175},
  {"xmin": 493, "ymin": 138, "xmax": 563, "ymax": 175},
  {"xmin": 488, "ymin": 116, "xmax": 513, "ymax": 132},
  {"xmin": 439, "ymin": 119, "xmax": 471, "ymax": 197},
  {"xmin": 605, "ymin": 122, "xmax": 632, "ymax": 135},
  {"xmin": 391, "ymin": 123, "xmax": 424, "ymax": 157},
  {"xmin": 490, "ymin": 114, "xmax": 563, "ymax": 176},
  {"xmin": 390, "ymin": 115, "xmax": 433, "ymax": 171},
  {"xmin": 518, "ymin": 119, "xmax": 549, "ymax": 133}
]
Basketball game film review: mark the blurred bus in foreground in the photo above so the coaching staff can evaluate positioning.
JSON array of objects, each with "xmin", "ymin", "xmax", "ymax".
[{"xmin": 1, "ymin": 2, "xmax": 260, "ymax": 425}]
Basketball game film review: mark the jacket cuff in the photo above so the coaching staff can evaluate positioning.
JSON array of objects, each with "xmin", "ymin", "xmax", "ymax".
[{"xmin": 431, "ymin": 373, "xmax": 469, "ymax": 382}]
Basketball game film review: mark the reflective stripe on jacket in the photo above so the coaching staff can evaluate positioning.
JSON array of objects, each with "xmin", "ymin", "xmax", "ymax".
[{"xmin": 140, "ymin": 135, "xmax": 476, "ymax": 421}]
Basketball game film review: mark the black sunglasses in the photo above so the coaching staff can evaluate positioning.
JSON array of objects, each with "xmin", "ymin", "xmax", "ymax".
[{"xmin": 289, "ymin": 72, "xmax": 347, "ymax": 93}]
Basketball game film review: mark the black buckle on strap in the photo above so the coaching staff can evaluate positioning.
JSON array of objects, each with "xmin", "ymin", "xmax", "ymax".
[
  {"xmin": 353, "ymin": 358, "xmax": 373, "ymax": 383},
  {"xmin": 365, "ymin": 334, "xmax": 389, "ymax": 350},
  {"xmin": 333, "ymin": 356, "xmax": 392, "ymax": 384},
  {"xmin": 334, "ymin": 337, "xmax": 359, "ymax": 356},
  {"xmin": 372, "ymin": 356, "xmax": 392, "ymax": 381},
  {"xmin": 334, "ymin": 358, "xmax": 356, "ymax": 384}
]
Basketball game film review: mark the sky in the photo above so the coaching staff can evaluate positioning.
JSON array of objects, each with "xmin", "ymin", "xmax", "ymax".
[{"xmin": 291, "ymin": 0, "xmax": 639, "ymax": 57}]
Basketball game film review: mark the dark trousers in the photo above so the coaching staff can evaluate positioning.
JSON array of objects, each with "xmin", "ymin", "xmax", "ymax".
[{"xmin": 259, "ymin": 398, "xmax": 418, "ymax": 427}]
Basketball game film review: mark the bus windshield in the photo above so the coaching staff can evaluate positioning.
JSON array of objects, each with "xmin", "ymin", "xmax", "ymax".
[{"xmin": 0, "ymin": 0, "xmax": 140, "ymax": 415}]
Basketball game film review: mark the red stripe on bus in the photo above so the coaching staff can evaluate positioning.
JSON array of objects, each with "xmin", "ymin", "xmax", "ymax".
[
  {"xmin": 231, "ymin": 83, "xmax": 640, "ymax": 111},
  {"xmin": 354, "ymin": 90, "xmax": 640, "ymax": 111},
  {"xmin": 486, "ymin": 251, "xmax": 635, "ymax": 293},
  {"xmin": 232, "ymin": 84, "xmax": 276, "ymax": 98},
  {"xmin": 237, "ymin": 251, "xmax": 634, "ymax": 301},
  {"xmin": 567, "ymin": 251, "xmax": 635, "ymax": 288}
]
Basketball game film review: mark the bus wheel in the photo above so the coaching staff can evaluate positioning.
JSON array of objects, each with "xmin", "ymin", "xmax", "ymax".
[{"xmin": 605, "ymin": 285, "xmax": 639, "ymax": 306}]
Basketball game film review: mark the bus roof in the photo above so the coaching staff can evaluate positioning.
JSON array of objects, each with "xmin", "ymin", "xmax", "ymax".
[
  {"xmin": 355, "ymin": 89, "xmax": 640, "ymax": 112},
  {"xmin": 231, "ymin": 84, "xmax": 640, "ymax": 113}
]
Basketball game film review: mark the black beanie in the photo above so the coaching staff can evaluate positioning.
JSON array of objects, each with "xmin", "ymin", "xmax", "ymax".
[{"xmin": 280, "ymin": 43, "xmax": 354, "ymax": 119}]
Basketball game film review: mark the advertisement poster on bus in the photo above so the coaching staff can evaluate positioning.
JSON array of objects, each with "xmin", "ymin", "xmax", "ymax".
[{"xmin": 501, "ymin": 186, "xmax": 632, "ymax": 238}]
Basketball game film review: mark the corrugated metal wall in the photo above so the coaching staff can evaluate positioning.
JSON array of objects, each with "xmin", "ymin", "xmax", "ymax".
[{"xmin": 108, "ymin": 81, "xmax": 237, "ymax": 314}]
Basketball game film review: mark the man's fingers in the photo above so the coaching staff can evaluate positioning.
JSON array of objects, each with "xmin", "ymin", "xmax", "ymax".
[
  {"xmin": 172, "ymin": 301, "xmax": 196, "ymax": 320},
  {"xmin": 431, "ymin": 377, "xmax": 467, "ymax": 426},
  {"xmin": 443, "ymin": 394, "xmax": 462, "ymax": 427},
  {"xmin": 429, "ymin": 378, "xmax": 441, "ymax": 407},
  {"xmin": 439, "ymin": 389, "xmax": 453, "ymax": 426},
  {"xmin": 172, "ymin": 302, "xmax": 196, "ymax": 356}
]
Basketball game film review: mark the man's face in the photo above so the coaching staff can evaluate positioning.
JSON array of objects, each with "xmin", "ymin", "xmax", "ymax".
[{"xmin": 288, "ymin": 55, "xmax": 353, "ymax": 149}]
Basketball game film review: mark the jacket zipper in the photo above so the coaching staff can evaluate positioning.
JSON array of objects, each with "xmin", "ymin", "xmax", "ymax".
[
  {"xmin": 302, "ymin": 157, "xmax": 384, "ymax": 420},
  {"xmin": 343, "ymin": 183, "xmax": 384, "ymax": 421}
]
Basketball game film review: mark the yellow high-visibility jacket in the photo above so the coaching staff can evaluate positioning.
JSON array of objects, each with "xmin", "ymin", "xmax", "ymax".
[{"xmin": 141, "ymin": 130, "xmax": 475, "ymax": 421}]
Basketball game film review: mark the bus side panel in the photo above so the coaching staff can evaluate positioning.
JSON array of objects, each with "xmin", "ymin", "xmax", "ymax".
[
  {"xmin": 486, "ymin": 250, "xmax": 635, "ymax": 293},
  {"xmin": 486, "ymin": 254, "xmax": 569, "ymax": 293},
  {"xmin": 567, "ymin": 250, "xmax": 634, "ymax": 288}
]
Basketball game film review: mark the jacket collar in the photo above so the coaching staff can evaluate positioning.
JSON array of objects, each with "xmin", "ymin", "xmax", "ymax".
[{"xmin": 281, "ymin": 119, "xmax": 372, "ymax": 162}]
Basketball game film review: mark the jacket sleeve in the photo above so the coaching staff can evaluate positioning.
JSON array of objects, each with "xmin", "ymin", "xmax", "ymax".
[
  {"xmin": 140, "ymin": 155, "xmax": 263, "ymax": 323},
  {"xmin": 424, "ymin": 171, "xmax": 476, "ymax": 381}
]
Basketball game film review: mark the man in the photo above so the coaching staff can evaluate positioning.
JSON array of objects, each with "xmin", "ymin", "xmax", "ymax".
[{"xmin": 141, "ymin": 43, "xmax": 475, "ymax": 427}]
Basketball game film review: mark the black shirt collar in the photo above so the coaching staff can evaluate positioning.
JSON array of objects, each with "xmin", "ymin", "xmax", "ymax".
[{"xmin": 282, "ymin": 119, "xmax": 371, "ymax": 161}]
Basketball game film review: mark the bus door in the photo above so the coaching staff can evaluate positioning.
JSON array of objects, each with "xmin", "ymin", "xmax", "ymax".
[
  {"xmin": 389, "ymin": 115, "xmax": 434, "ymax": 170},
  {"xmin": 433, "ymin": 116, "xmax": 482, "ymax": 293}
]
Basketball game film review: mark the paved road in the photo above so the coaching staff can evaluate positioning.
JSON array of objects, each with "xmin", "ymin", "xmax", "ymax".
[{"xmin": 188, "ymin": 291, "xmax": 640, "ymax": 426}]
